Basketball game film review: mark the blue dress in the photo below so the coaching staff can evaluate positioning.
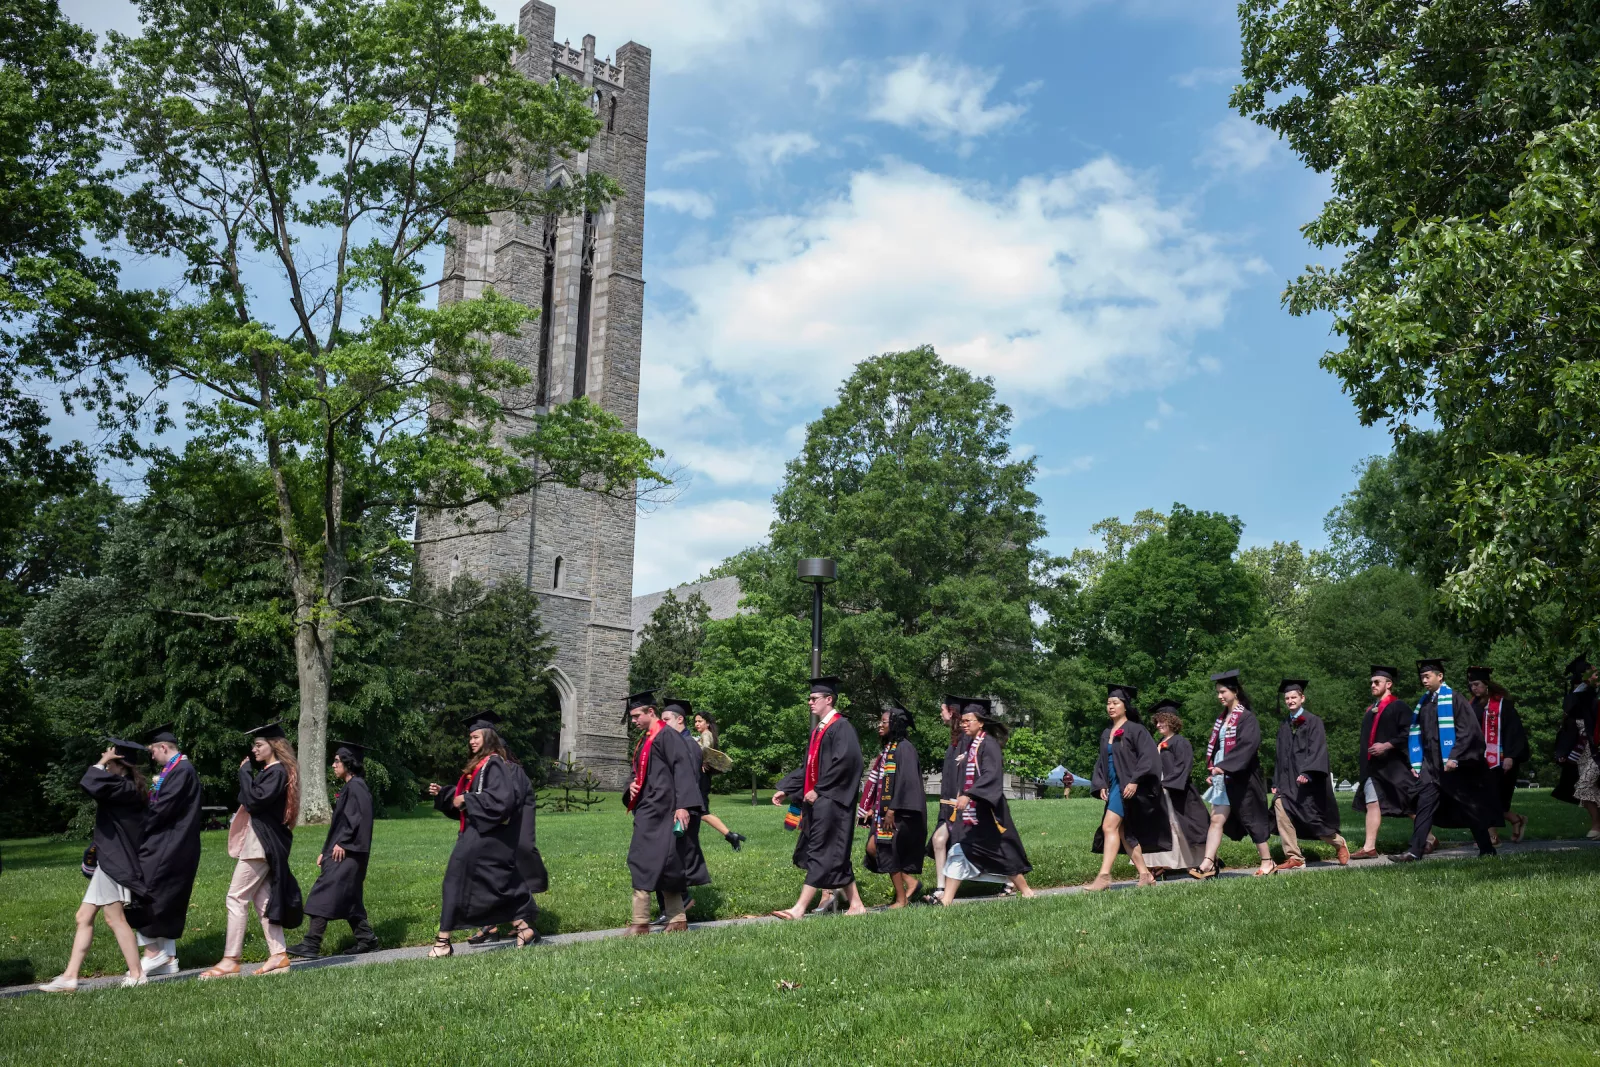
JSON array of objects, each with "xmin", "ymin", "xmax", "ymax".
[{"xmin": 1106, "ymin": 740, "xmax": 1124, "ymax": 817}]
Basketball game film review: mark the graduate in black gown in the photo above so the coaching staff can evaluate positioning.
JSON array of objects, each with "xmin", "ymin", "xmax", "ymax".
[
  {"xmin": 1352, "ymin": 666, "xmax": 1417, "ymax": 858},
  {"xmin": 941, "ymin": 701, "xmax": 1036, "ymax": 904},
  {"xmin": 1552, "ymin": 657, "xmax": 1600, "ymax": 838},
  {"xmin": 200, "ymin": 722, "xmax": 303, "ymax": 979},
  {"xmin": 38, "ymin": 740, "xmax": 150, "ymax": 992},
  {"xmin": 1393, "ymin": 659, "xmax": 1499, "ymax": 862},
  {"xmin": 1271, "ymin": 680, "xmax": 1349, "ymax": 869},
  {"xmin": 771, "ymin": 677, "xmax": 867, "ymax": 918},
  {"xmin": 623, "ymin": 692, "xmax": 703, "ymax": 934},
  {"xmin": 1151, "ymin": 702, "xmax": 1209, "ymax": 871},
  {"xmin": 426, "ymin": 712, "xmax": 539, "ymax": 956},
  {"xmin": 654, "ymin": 699, "xmax": 710, "ymax": 926},
  {"xmin": 926, "ymin": 696, "xmax": 966, "ymax": 904},
  {"xmin": 1465, "ymin": 666, "xmax": 1530, "ymax": 845},
  {"xmin": 1085, "ymin": 685, "xmax": 1168, "ymax": 891},
  {"xmin": 288, "ymin": 741, "xmax": 378, "ymax": 958},
  {"xmin": 860, "ymin": 704, "xmax": 926, "ymax": 907},
  {"xmin": 134, "ymin": 724, "xmax": 203, "ymax": 976},
  {"xmin": 1195, "ymin": 670, "xmax": 1275, "ymax": 878}
]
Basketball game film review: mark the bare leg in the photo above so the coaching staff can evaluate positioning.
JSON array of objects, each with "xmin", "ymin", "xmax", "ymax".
[
  {"xmin": 101, "ymin": 902, "xmax": 143, "ymax": 977},
  {"xmin": 1583, "ymin": 800, "xmax": 1600, "ymax": 833},
  {"xmin": 60, "ymin": 902, "xmax": 99, "ymax": 981},
  {"xmin": 778, "ymin": 884, "xmax": 820, "ymax": 920},
  {"xmin": 702, "ymin": 813, "xmax": 731, "ymax": 836},
  {"xmin": 1094, "ymin": 812, "xmax": 1122, "ymax": 879},
  {"xmin": 888, "ymin": 872, "xmax": 910, "ymax": 908},
  {"xmin": 1362, "ymin": 805, "xmax": 1382, "ymax": 852},
  {"xmin": 843, "ymin": 881, "xmax": 866, "ymax": 915},
  {"xmin": 1200, "ymin": 811, "xmax": 1228, "ymax": 871},
  {"xmin": 940, "ymin": 877, "xmax": 962, "ymax": 905},
  {"xmin": 1255, "ymin": 840, "xmax": 1275, "ymax": 873},
  {"xmin": 1129, "ymin": 844, "xmax": 1153, "ymax": 884},
  {"xmin": 1010, "ymin": 874, "xmax": 1035, "ymax": 898},
  {"xmin": 931, "ymin": 823, "xmax": 950, "ymax": 895}
]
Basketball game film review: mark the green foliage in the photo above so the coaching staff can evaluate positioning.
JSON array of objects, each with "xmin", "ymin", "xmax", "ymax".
[
  {"xmin": 1235, "ymin": 0, "xmax": 1600, "ymax": 647},
  {"xmin": 628, "ymin": 589, "xmax": 711, "ymax": 695},
  {"xmin": 1001, "ymin": 726, "xmax": 1055, "ymax": 788}
]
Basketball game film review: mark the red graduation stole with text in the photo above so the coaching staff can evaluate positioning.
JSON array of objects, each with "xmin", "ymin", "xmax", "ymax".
[
  {"xmin": 625, "ymin": 721, "xmax": 663, "ymax": 812},
  {"xmin": 454, "ymin": 755, "xmax": 490, "ymax": 833},
  {"xmin": 803, "ymin": 712, "xmax": 839, "ymax": 796},
  {"xmin": 1483, "ymin": 695, "xmax": 1503, "ymax": 768},
  {"xmin": 1367, "ymin": 692, "xmax": 1397, "ymax": 751}
]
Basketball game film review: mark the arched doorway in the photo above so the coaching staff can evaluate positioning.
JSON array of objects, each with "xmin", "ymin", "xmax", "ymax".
[{"xmin": 543, "ymin": 665, "xmax": 578, "ymax": 764}]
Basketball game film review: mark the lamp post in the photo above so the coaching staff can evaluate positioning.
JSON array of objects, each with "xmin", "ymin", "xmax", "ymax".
[{"xmin": 796, "ymin": 558, "xmax": 837, "ymax": 678}]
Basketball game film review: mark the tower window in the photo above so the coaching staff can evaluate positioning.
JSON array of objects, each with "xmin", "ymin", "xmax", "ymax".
[
  {"xmin": 536, "ymin": 213, "xmax": 556, "ymax": 406},
  {"xmin": 607, "ymin": 96, "xmax": 617, "ymax": 132},
  {"xmin": 573, "ymin": 210, "xmax": 596, "ymax": 399},
  {"xmin": 552, "ymin": 556, "xmax": 564, "ymax": 589}
]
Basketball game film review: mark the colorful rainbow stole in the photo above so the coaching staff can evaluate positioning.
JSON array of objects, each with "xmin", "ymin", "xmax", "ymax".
[
  {"xmin": 784, "ymin": 801, "xmax": 802, "ymax": 830},
  {"xmin": 148, "ymin": 752, "xmax": 186, "ymax": 805}
]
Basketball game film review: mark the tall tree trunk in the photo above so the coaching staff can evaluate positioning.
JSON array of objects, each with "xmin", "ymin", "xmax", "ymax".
[{"xmin": 293, "ymin": 591, "xmax": 335, "ymax": 825}]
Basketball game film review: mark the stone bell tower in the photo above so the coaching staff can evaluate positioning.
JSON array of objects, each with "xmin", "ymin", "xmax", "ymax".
[{"xmin": 414, "ymin": 2, "xmax": 649, "ymax": 788}]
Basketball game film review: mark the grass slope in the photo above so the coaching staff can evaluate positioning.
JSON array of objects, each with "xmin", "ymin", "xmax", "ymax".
[
  {"xmin": 0, "ymin": 790, "xmax": 1592, "ymax": 987},
  {"xmin": 2, "ymin": 851, "xmax": 1597, "ymax": 1066}
]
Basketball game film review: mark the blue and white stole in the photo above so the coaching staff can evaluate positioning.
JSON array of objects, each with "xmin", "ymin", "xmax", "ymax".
[{"xmin": 1410, "ymin": 684, "xmax": 1455, "ymax": 772}]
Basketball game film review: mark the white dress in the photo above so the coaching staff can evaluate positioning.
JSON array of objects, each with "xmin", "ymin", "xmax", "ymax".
[{"xmin": 83, "ymin": 866, "xmax": 133, "ymax": 907}]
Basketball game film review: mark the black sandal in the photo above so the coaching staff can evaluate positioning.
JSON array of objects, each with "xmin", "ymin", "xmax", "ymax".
[
  {"xmin": 428, "ymin": 934, "xmax": 453, "ymax": 959},
  {"xmin": 465, "ymin": 927, "xmax": 502, "ymax": 945},
  {"xmin": 513, "ymin": 924, "xmax": 541, "ymax": 948}
]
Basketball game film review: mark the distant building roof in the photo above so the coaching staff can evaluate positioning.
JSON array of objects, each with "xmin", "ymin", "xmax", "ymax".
[{"xmin": 631, "ymin": 576, "xmax": 746, "ymax": 649}]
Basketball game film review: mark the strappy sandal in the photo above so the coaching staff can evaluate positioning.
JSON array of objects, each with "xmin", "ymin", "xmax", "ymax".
[
  {"xmin": 1137, "ymin": 871, "xmax": 1158, "ymax": 887},
  {"xmin": 465, "ymin": 927, "xmax": 502, "ymax": 945},
  {"xmin": 198, "ymin": 958, "xmax": 242, "ymax": 980},
  {"xmin": 998, "ymin": 884, "xmax": 1018, "ymax": 898},
  {"xmin": 1253, "ymin": 860, "xmax": 1277, "ymax": 877},
  {"xmin": 513, "ymin": 924, "xmax": 541, "ymax": 948},
  {"xmin": 427, "ymin": 934, "xmax": 453, "ymax": 958},
  {"xmin": 1189, "ymin": 860, "xmax": 1217, "ymax": 880},
  {"xmin": 1511, "ymin": 815, "xmax": 1528, "ymax": 844},
  {"xmin": 252, "ymin": 953, "xmax": 293, "ymax": 976},
  {"xmin": 923, "ymin": 887, "xmax": 944, "ymax": 905}
]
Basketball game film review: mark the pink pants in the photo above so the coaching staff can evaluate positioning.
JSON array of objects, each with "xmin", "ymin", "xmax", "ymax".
[{"xmin": 224, "ymin": 858, "xmax": 286, "ymax": 958}]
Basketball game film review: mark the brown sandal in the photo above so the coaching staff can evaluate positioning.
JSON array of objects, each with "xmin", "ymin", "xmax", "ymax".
[
  {"xmin": 252, "ymin": 953, "xmax": 293, "ymax": 976},
  {"xmin": 198, "ymin": 958, "xmax": 242, "ymax": 980}
]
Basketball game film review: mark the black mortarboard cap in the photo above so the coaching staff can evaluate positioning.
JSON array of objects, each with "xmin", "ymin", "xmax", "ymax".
[
  {"xmin": 1370, "ymin": 665, "xmax": 1398, "ymax": 681},
  {"xmin": 1107, "ymin": 684, "xmax": 1138, "ymax": 707},
  {"xmin": 107, "ymin": 737, "xmax": 148, "ymax": 761},
  {"xmin": 461, "ymin": 710, "xmax": 503, "ymax": 734},
  {"xmin": 941, "ymin": 694, "xmax": 965, "ymax": 707},
  {"xmin": 331, "ymin": 740, "xmax": 367, "ymax": 759},
  {"xmin": 1210, "ymin": 670, "xmax": 1242, "ymax": 689},
  {"xmin": 661, "ymin": 697, "xmax": 692, "ymax": 717},
  {"xmin": 1279, "ymin": 679, "xmax": 1308, "ymax": 695},
  {"xmin": 626, "ymin": 691, "xmax": 656, "ymax": 711},
  {"xmin": 1565, "ymin": 656, "xmax": 1591, "ymax": 680},
  {"xmin": 1416, "ymin": 658, "xmax": 1445, "ymax": 676},
  {"xmin": 1466, "ymin": 666, "xmax": 1493, "ymax": 683},
  {"xmin": 959, "ymin": 696, "xmax": 993, "ymax": 717},
  {"xmin": 244, "ymin": 721, "xmax": 287, "ymax": 740},
  {"xmin": 809, "ymin": 676, "xmax": 840, "ymax": 697},
  {"xmin": 1150, "ymin": 698, "xmax": 1182, "ymax": 713},
  {"xmin": 145, "ymin": 723, "xmax": 179, "ymax": 745}
]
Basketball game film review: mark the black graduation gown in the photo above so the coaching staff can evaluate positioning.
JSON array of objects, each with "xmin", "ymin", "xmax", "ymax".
[
  {"xmin": 1090, "ymin": 723, "xmax": 1171, "ymax": 856},
  {"xmin": 304, "ymin": 777, "xmax": 372, "ymax": 921},
  {"xmin": 1412, "ymin": 689, "xmax": 1504, "ymax": 829},
  {"xmin": 1355, "ymin": 694, "xmax": 1417, "ymax": 816},
  {"xmin": 926, "ymin": 736, "xmax": 964, "ymax": 858},
  {"xmin": 1473, "ymin": 695, "xmax": 1529, "ymax": 811},
  {"xmin": 79, "ymin": 767, "xmax": 146, "ymax": 894},
  {"xmin": 949, "ymin": 734, "xmax": 1033, "ymax": 876},
  {"xmin": 436, "ymin": 756, "xmax": 535, "ymax": 930},
  {"xmin": 516, "ymin": 774, "xmax": 548, "ymax": 896},
  {"xmin": 1207, "ymin": 709, "xmax": 1272, "ymax": 844},
  {"xmin": 1551, "ymin": 685, "xmax": 1592, "ymax": 805},
  {"xmin": 1273, "ymin": 712, "xmax": 1341, "ymax": 838},
  {"xmin": 134, "ymin": 757, "xmax": 204, "ymax": 939},
  {"xmin": 626, "ymin": 726, "xmax": 703, "ymax": 893},
  {"xmin": 672, "ymin": 728, "xmax": 712, "ymax": 888},
  {"xmin": 1158, "ymin": 734, "xmax": 1211, "ymax": 851},
  {"xmin": 864, "ymin": 739, "xmax": 926, "ymax": 875},
  {"xmin": 776, "ymin": 716, "xmax": 864, "ymax": 889},
  {"xmin": 237, "ymin": 763, "xmax": 304, "ymax": 928}
]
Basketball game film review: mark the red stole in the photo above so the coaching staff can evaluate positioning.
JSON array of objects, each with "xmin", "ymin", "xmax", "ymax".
[
  {"xmin": 1483, "ymin": 695, "xmax": 1503, "ymax": 768},
  {"xmin": 1367, "ymin": 692, "xmax": 1396, "ymax": 751},
  {"xmin": 803, "ymin": 712, "xmax": 838, "ymax": 795},
  {"xmin": 625, "ymin": 721, "xmax": 663, "ymax": 812},
  {"xmin": 454, "ymin": 755, "xmax": 490, "ymax": 833}
]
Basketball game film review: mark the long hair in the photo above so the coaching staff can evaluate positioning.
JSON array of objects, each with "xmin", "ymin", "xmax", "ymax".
[
  {"xmin": 696, "ymin": 712, "xmax": 720, "ymax": 750},
  {"xmin": 462, "ymin": 728, "xmax": 518, "ymax": 776},
  {"xmin": 266, "ymin": 737, "xmax": 299, "ymax": 827},
  {"xmin": 106, "ymin": 756, "xmax": 148, "ymax": 793},
  {"xmin": 1486, "ymin": 680, "xmax": 1509, "ymax": 700},
  {"xmin": 1217, "ymin": 679, "xmax": 1253, "ymax": 711}
]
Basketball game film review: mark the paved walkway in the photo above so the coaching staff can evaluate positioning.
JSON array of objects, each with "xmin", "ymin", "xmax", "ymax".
[{"xmin": 7, "ymin": 837, "xmax": 1596, "ymax": 1000}]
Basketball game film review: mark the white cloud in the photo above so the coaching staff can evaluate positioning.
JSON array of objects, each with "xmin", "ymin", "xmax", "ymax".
[
  {"xmin": 737, "ymin": 131, "xmax": 821, "ymax": 169},
  {"xmin": 646, "ymin": 159, "xmax": 1258, "ymax": 416},
  {"xmin": 1198, "ymin": 116, "xmax": 1279, "ymax": 173},
  {"xmin": 647, "ymin": 189, "xmax": 716, "ymax": 219},
  {"xmin": 866, "ymin": 55, "xmax": 1026, "ymax": 144},
  {"xmin": 664, "ymin": 149, "xmax": 722, "ymax": 171},
  {"xmin": 1145, "ymin": 398, "xmax": 1175, "ymax": 431},
  {"xmin": 1173, "ymin": 65, "xmax": 1236, "ymax": 89},
  {"xmin": 1037, "ymin": 455, "xmax": 1096, "ymax": 477},
  {"xmin": 632, "ymin": 497, "xmax": 773, "ymax": 595}
]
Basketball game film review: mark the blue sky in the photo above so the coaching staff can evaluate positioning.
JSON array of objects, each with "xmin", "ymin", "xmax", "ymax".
[{"xmin": 61, "ymin": 0, "xmax": 1391, "ymax": 596}]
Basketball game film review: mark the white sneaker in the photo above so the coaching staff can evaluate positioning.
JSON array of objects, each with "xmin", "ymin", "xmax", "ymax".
[
  {"xmin": 1587, "ymin": 829, "xmax": 1600, "ymax": 841},
  {"xmin": 141, "ymin": 952, "xmax": 180, "ymax": 976},
  {"xmin": 121, "ymin": 974, "xmax": 148, "ymax": 988},
  {"xmin": 38, "ymin": 975, "xmax": 77, "ymax": 993}
]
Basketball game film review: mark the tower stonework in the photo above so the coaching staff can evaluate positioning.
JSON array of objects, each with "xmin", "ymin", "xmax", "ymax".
[{"xmin": 415, "ymin": 2, "xmax": 648, "ymax": 788}]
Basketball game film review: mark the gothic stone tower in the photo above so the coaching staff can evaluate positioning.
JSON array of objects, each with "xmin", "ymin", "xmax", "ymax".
[{"xmin": 415, "ymin": 2, "xmax": 648, "ymax": 788}]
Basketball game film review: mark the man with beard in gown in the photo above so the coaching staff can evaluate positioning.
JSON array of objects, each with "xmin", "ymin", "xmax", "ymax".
[
  {"xmin": 288, "ymin": 741, "xmax": 378, "ymax": 958},
  {"xmin": 134, "ymin": 724, "xmax": 203, "ymax": 977},
  {"xmin": 1271, "ymin": 680, "xmax": 1350, "ymax": 869},
  {"xmin": 623, "ymin": 692, "xmax": 701, "ymax": 934},
  {"xmin": 1352, "ymin": 666, "xmax": 1417, "ymax": 858},
  {"xmin": 941, "ymin": 701, "xmax": 1036, "ymax": 903},
  {"xmin": 426, "ymin": 712, "xmax": 539, "ymax": 955},
  {"xmin": 1393, "ymin": 659, "xmax": 1500, "ymax": 862},
  {"xmin": 771, "ymin": 677, "xmax": 866, "ymax": 919},
  {"xmin": 1466, "ymin": 666, "xmax": 1530, "ymax": 846},
  {"xmin": 651, "ymin": 699, "xmax": 710, "ymax": 927}
]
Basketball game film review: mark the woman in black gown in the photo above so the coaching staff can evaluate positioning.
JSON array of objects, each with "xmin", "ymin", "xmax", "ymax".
[
  {"xmin": 860, "ymin": 704, "xmax": 926, "ymax": 907},
  {"xmin": 1084, "ymin": 685, "xmax": 1168, "ymax": 891}
]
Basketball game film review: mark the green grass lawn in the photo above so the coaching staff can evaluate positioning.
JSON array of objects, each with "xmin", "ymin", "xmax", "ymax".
[
  {"xmin": 2, "ymin": 849, "xmax": 1597, "ymax": 1065},
  {"xmin": 1, "ymin": 789, "xmax": 1591, "ymax": 988}
]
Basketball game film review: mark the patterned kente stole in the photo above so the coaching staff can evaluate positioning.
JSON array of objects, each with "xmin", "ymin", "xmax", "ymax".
[{"xmin": 1410, "ymin": 684, "xmax": 1455, "ymax": 772}]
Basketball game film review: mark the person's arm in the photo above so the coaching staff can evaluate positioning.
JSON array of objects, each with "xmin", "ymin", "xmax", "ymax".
[
  {"xmin": 1162, "ymin": 736, "xmax": 1194, "ymax": 789},
  {"xmin": 815, "ymin": 724, "xmax": 864, "ymax": 804},
  {"xmin": 888, "ymin": 742, "xmax": 923, "ymax": 812},
  {"xmin": 669, "ymin": 733, "xmax": 704, "ymax": 815},
  {"xmin": 347, "ymin": 779, "xmax": 374, "ymax": 852},
  {"xmin": 1126, "ymin": 725, "xmax": 1158, "ymax": 783},
  {"xmin": 1445, "ymin": 698, "xmax": 1486, "ymax": 768},
  {"xmin": 1302, "ymin": 716, "xmax": 1332, "ymax": 776},
  {"xmin": 463, "ymin": 758, "xmax": 517, "ymax": 829},
  {"xmin": 773, "ymin": 763, "xmax": 804, "ymax": 801},
  {"xmin": 238, "ymin": 763, "xmax": 285, "ymax": 815},
  {"xmin": 1502, "ymin": 700, "xmax": 1530, "ymax": 764},
  {"xmin": 80, "ymin": 765, "xmax": 141, "ymax": 804},
  {"xmin": 144, "ymin": 762, "xmax": 198, "ymax": 833},
  {"xmin": 963, "ymin": 737, "xmax": 1006, "ymax": 805},
  {"xmin": 1090, "ymin": 732, "xmax": 1109, "ymax": 797},
  {"xmin": 1217, "ymin": 712, "xmax": 1260, "ymax": 773}
]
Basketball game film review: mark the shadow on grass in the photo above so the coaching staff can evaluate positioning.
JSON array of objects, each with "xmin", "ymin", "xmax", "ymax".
[
  {"xmin": 0, "ymin": 958, "xmax": 36, "ymax": 986},
  {"xmin": 0, "ymin": 839, "xmax": 87, "ymax": 871}
]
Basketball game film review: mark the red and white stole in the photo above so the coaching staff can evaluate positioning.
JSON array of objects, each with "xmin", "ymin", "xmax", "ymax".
[
  {"xmin": 454, "ymin": 755, "xmax": 491, "ymax": 832},
  {"xmin": 625, "ymin": 721, "xmax": 663, "ymax": 812},
  {"xmin": 959, "ymin": 731, "xmax": 985, "ymax": 825},
  {"xmin": 1206, "ymin": 705, "xmax": 1244, "ymax": 766},
  {"xmin": 803, "ymin": 711, "xmax": 838, "ymax": 795},
  {"xmin": 1483, "ymin": 695, "xmax": 1503, "ymax": 768}
]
